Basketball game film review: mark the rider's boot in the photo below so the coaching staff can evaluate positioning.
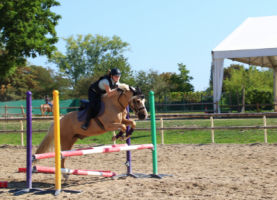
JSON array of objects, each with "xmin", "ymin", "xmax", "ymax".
[{"xmin": 81, "ymin": 106, "xmax": 93, "ymax": 130}]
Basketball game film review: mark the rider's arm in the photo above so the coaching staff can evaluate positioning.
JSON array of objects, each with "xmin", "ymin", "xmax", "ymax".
[{"xmin": 104, "ymin": 84, "xmax": 118, "ymax": 97}]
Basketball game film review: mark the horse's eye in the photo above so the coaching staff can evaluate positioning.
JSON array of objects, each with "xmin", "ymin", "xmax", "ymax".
[{"xmin": 136, "ymin": 100, "xmax": 140, "ymax": 103}]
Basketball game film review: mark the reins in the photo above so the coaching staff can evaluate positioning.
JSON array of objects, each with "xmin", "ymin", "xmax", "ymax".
[{"xmin": 117, "ymin": 92, "xmax": 145, "ymax": 115}]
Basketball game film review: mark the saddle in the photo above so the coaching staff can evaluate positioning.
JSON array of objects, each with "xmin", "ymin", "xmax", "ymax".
[{"xmin": 77, "ymin": 99, "xmax": 105, "ymax": 122}]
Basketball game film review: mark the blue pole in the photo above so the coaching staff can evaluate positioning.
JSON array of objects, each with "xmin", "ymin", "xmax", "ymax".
[{"xmin": 26, "ymin": 91, "xmax": 32, "ymax": 189}]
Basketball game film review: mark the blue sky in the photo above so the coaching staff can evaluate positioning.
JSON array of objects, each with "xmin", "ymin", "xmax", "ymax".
[{"xmin": 28, "ymin": 0, "xmax": 277, "ymax": 91}]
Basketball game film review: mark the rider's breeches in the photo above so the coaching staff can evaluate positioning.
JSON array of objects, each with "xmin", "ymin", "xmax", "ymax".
[{"xmin": 86, "ymin": 88, "xmax": 100, "ymax": 121}]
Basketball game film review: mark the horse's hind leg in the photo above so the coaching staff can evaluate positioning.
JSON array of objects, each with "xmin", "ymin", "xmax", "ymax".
[{"xmin": 61, "ymin": 136, "xmax": 78, "ymax": 180}]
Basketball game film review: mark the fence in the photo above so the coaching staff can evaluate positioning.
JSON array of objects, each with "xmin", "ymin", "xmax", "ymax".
[
  {"xmin": 0, "ymin": 99, "xmax": 80, "ymax": 118},
  {"xmin": 1, "ymin": 112, "xmax": 277, "ymax": 145}
]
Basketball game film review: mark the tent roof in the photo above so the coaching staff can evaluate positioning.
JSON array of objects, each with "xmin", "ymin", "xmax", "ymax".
[{"xmin": 212, "ymin": 16, "xmax": 277, "ymax": 68}]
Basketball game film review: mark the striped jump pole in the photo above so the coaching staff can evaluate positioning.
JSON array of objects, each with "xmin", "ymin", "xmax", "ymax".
[
  {"xmin": 19, "ymin": 167, "xmax": 112, "ymax": 174},
  {"xmin": 32, "ymin": 166, "xmax": 116, "ymax": 177},
  {"xmin": 32, "ymin": 144, "xmax": 153, "ymax": 160},
  {"xmin": 10, "ymin": 92, "xmax": 43, "ymax": 195},
  {"xmin": 32, "ymin": 144, "xmax": 129, "ymax": 160}
]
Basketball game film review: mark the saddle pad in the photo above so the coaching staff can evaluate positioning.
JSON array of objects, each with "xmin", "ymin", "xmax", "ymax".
[{"xmin": 77, "ymin": 101, "xmax": 105, "ymax": 122}]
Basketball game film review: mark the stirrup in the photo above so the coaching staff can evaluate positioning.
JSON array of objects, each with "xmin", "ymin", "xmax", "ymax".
[{"xmin": 81, "ymin": 121, "xmax": 89, "ymax": 130}]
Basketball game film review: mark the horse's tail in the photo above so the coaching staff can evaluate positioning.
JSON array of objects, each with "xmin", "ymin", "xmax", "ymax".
[{"xmin": 35, "ymin": 121, "xmax": 54, "ymax": 155}]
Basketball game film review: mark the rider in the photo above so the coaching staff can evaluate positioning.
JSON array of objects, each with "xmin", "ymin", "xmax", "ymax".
[
  {"xmin": 81, "ymin": 68, "xmax": 123, "ymax": 130},
  {"xmin": 45, "ymin": 95, "xmax": 52, "ymax": 107}
]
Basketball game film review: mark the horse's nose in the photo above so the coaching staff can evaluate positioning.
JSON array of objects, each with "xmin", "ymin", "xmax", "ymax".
[{"xmin": 139, "ymin": 114, "xmax": 147, "ymax": 120}]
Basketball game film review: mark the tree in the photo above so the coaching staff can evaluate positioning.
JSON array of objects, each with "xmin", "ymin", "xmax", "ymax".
[
  {"xmin": 134, "ymin": 69, "xmax": 170, "ymax": 101},
  {"xmin": 29, "ymin": 65, "xmax": 71, "ymax": 100},
  {"xmin": 168, "ymin": 63, "xmax": 194, "ymax": 92},
  {"xmin": 0, "ymin": 0, "xmax": 61, "ymax": 77},
  {"xmin": 48, "ymin": 34, "xmax": 131, "ymax": 87},
  {"xmin": 224, "ymin": 66, "xmax": 274, "ymax": 105},
  {"xmin": 0, "ymin": 66, "xmax": 38, "ymax": 101}
]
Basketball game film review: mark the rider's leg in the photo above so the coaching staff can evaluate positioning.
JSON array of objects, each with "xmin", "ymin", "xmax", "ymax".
[
  {"xmin": 81, "ymin": 105, "xmax": 93, "ymax": 130},
  {"xmin": 81, "ymin": 89, "xmax": 97, "ymax": 130}
]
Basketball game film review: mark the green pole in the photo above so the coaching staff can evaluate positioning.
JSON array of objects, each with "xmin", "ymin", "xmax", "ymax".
[{"xmin": 149, "ymin": 91, "xmax": 158, "ymax": 175}]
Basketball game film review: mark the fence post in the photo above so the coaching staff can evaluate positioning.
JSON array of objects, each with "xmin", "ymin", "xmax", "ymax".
[
  {"xmin": 21, "ymin": 105, "xmax": 26, "ymax": 118},
  {"xmin": 5, "ymin": 105, "xmax": 7, "ymax": 119},
  {"xmin": 20, "ymin": 120, "xmax": 24, "ymax": 146},
  {"xmin": 160, "ymin": 118, "xmax": 164, "ymax": 144},
  {"xmin": 263, "ymin": 115, "xmax": 267, "ymax": 143},
  {"xmin": 257, "ymin": 103, "xmax": 259, "ymax": 113},
  {"xmin": 210, "ymin": 117, "xmax": 214, "ymax": 143}
]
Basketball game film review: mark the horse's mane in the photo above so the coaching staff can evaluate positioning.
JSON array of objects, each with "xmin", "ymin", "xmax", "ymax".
[{"xmin": 102, "ymin": 83, "xmax": 135, "ymax": 99}]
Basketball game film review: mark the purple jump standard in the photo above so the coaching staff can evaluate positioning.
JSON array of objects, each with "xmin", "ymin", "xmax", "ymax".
[{"xmin": 10, "ymin": 91, "xmax": 43, "ymax": 195}]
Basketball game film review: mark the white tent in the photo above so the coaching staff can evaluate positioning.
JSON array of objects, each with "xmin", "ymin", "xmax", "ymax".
[{"xmin": 212, "ymin": 15, "xmax": 277, "ymax": 112}]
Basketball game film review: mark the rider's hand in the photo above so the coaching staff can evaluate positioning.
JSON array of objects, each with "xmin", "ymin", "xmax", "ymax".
[{"xmin": 116, "ymin": 88, "xmax": 124, "ymax": 92}]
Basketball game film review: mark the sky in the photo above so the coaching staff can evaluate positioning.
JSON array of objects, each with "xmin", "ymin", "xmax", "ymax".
[{"xmin": 27, "ymin": 0, "xmax": 277, "ymax": 91}]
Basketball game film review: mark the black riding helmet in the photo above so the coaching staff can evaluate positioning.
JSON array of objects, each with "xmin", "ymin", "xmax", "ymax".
[{"xmin": 110, "ymin": 68, "xmax": 121, "ymax": 76}]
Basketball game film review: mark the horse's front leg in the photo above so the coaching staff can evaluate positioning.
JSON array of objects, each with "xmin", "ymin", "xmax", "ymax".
[
  {"xmin": 106, "ymin": 123, "xmax": 127, "ymax": 141},
  {"xmin": 121, "ymin": 119, "xmax": 136, "ymax": 141}
]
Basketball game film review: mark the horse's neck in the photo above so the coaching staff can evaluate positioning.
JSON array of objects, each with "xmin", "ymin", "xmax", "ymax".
[{"xmin": 103, "ymin": 92, "xmax": 132, "ymax": 110}]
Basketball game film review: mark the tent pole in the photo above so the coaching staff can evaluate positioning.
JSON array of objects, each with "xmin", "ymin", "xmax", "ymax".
[{"xmin": 274, "ymin": 67, "xmax": 277, "ymax": 112}]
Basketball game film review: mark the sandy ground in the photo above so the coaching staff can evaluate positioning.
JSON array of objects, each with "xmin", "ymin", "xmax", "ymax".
[{"xmin": 0, "ymin": 143, "xmax": 277, "ymax": 200}]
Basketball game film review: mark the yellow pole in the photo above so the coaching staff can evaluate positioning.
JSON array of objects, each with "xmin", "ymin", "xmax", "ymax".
[{"xmin": 53, "ymin": 90, "xmax": 61, "ymax": 194}]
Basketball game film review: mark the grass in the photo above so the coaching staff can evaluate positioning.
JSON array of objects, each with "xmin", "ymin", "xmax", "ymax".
[{"xmin": 1, "ymin": 117, "xmax": 277, "ymax": 145}]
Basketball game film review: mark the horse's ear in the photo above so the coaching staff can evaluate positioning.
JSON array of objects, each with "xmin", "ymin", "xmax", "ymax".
[
  {"xmin": 129, "ymin": 85, "xmax": 136, "ymax": 93},
  {"xmin": 136, "ymin": 86, "xmax": 141, "ymax": 92}
]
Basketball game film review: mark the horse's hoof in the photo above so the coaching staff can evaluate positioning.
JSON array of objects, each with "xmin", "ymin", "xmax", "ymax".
[
  {"xmin": 63, "ymin": 173, "xmax": 69, "ymax": 181},
  {"xmin": 111, "ymin": 136, "xmax": 117, "ymax": 141},
  {"xmin": 120, "ymin": 135, "xmax": 131, "ymax": 141}
]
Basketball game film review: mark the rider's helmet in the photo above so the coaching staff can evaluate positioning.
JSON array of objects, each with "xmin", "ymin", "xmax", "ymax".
[{"xmin": 110, "ymin": 68, "xmax": 121, "ymax": 76}]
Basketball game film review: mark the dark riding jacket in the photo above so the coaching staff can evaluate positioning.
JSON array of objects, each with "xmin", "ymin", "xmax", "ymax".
[
  {"xmin": 86, "ymin": 74, "xmax": 117, "ymax": 119},
  {"xmin": 90, "ymin": 74, "xmax": 117, "ymax": 94}
]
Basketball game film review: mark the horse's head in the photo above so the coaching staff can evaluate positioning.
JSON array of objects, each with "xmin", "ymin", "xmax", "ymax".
[
  {"xmin": 128, "ymin": 85, "xmax": 148, "ymax": 120},
  {"xmin": 112, "ymin": 84, "xmax": 148, "ymax": 120}
]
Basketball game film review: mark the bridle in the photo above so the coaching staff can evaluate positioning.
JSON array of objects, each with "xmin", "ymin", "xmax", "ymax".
[{"xmin": 118, "ymin": 92, "xmax": 146, "ymax": 115}]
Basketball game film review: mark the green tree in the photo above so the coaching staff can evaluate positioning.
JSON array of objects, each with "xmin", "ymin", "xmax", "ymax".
[
  {"xmin": 0, "ymin": 65, "xmax": 38, "ymax": 101},
  {"xmin": 134, "ymin": 69, "xmax": 170, "ymax": 101},
  {"xmin": 48, "ymin": 34, "xmax": 131, "ymax": 87},
  {"xmin": 0, "ymin": 0, "xmax": 61, "ymax": 77},
  {"xmin": 224, "ymin": 66, "xmax": 274, "ymax": 105},
  {"xmin": 29, "ymin": 65, "xmax": 71, "ymax": 100},
  {"xmin": 168, "ymin": 63, "xmax": 194, "ymax": 92}
]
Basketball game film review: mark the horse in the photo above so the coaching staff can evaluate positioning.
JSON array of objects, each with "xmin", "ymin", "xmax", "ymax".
[
  {"xmin": 40, "ymin": 101, "xmax": 53, "ymax": 117},
  {"xmin": 35, "ymin": 84, "xmax": 148, "ymax": 175}
]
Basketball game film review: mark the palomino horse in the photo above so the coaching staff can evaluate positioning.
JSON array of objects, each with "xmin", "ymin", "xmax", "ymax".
[
  {"xmin": 40, "ymin": 101, "xmax": 53, "ymax": 117},
  {"xmin": 35, "ymin": 84, "xmax": 148, "ymax": 173}
]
